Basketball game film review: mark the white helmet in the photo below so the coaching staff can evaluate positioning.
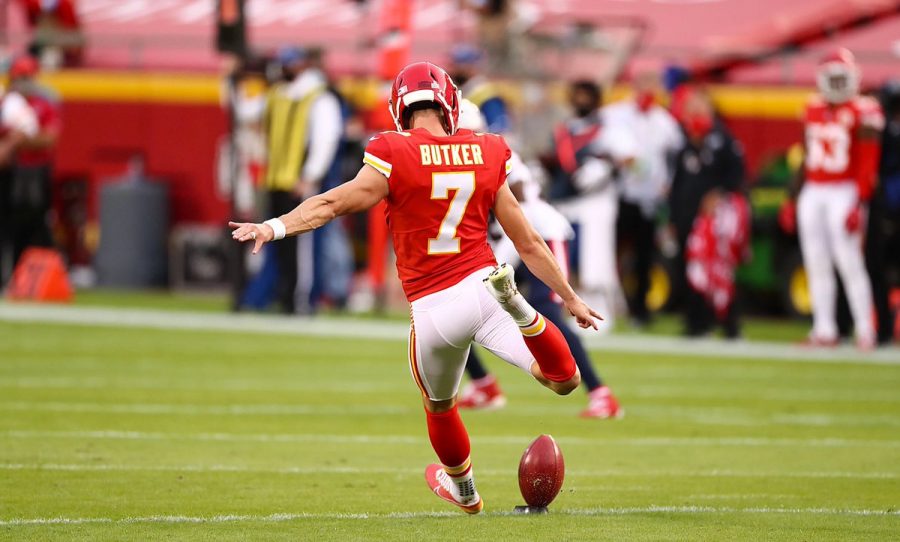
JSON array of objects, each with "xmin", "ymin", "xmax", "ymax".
[
  {"xmin": 816, "ymin": 47, "xmax": 860, "ymax": 104},
  {"xmin": 457, "ymin": 98, "xmax": 487, "ymax": 131}
]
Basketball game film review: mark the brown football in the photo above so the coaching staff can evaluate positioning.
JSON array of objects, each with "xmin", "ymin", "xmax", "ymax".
[{"xmin": 518, "ymin": 434, "xmax": 565, "ymax": 508}]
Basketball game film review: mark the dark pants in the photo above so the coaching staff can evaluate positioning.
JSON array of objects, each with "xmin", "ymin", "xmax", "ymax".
[
  {"xmin": 617, "ymin": 200, "xmax": 656, "ymax": 323},
  {"xmin": 866, "ymin": 195, "xmax": 894, "ymax": 344},
  {"xmin": 465, "ymin": 262, "xmax": 604, "ymax": 392},
  {"xmin": 0, "ymin": 164, "xmax": 54, "ymax": 285},
  {"xmin": 269, "ymin": 190, "xmax": 303, "ymax": 314},
  {"xmin": 835, "ymin": 196, "xmax": 895, "ymax": 343}
]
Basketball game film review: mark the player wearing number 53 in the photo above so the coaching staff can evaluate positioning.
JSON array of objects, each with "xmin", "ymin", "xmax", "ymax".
[
  {"xmin": 779, "ymin": 48, "xmax": 884, "ymax": 350},
  {"xmin": 229, "ymin": 62, "xmax": 601, "ymax": 514}
]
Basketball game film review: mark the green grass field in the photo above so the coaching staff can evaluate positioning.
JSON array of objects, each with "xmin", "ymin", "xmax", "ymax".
[{"xmin": 1, "ymin": 317, "xmax": 898, "ymax": 541}]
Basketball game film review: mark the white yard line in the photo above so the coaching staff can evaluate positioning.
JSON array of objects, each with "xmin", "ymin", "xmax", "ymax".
[
  {"xmin": 0, "ymin": 401, "xmax": 409, "ymax": 416},
  {"xmin": 2, "ymin": 303, "xmax": 898, "ymax": 364},
  {"xmin": 4, "ymin": 429, "xmax": 899, "ymax": 448},
  {"xmin": 1, "ymin": 462, "xmax": 896, "ymax": 480},
  {"xmin": 4, "ymin": 401, "xmax": 900, "ymax": 429},
  {"xmin": 2, "ymin": 506, "xmax": 898, "ymax": 526}
]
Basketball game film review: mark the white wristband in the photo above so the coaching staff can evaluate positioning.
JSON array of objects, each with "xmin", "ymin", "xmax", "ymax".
[{"xmin": 264, "ymin": 218, "xmax": 286, "ymax": 240}]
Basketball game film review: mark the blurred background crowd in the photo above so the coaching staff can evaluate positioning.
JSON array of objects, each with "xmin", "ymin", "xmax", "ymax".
[{"xmin": 1, "ymin": 0, "xmax": 899, "ymax": 348}]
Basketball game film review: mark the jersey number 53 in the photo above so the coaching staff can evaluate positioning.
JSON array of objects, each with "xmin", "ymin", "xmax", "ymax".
[{"xmin": 806, "ymin": 123, "xmax": 851, "ymax": 174}]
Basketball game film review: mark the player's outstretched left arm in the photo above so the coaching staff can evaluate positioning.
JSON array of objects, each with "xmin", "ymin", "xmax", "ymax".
[
  {"xmin": 230, "ymin": 164, "xmax": 389, "ymax": 254},
  {"xmin": 493, "ymin": 182, "xmax": 603, "ymax": 329}
]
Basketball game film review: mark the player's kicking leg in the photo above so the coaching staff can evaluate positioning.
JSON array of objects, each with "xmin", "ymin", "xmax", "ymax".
[{"xmin": 483, "ymin": 263, "xmax": 581, "ymax": 395}]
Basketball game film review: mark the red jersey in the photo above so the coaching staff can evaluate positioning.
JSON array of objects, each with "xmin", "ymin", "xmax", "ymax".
[
  {"xmin": 364, "ymin": 127, "xmax": 512, "ymax": 301},
  {"xmin": 804, "ymin": 95, "xmax": 884, "ymax": 185},
  {"xmin": 17, "ymin": 91, "xmax": 61, "ymax": 167}
]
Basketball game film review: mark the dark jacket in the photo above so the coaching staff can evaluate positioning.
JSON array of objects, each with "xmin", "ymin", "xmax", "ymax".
[{"xmin": 669, "ymin": 123, "xmax": 745, "ymax": 240}]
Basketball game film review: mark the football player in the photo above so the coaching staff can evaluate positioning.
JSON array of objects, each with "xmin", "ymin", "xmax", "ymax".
[
  {"xmin": 780, "ymin": 48, "xmax": 883, "ymax": 349},
  {"xmin": 230, "ymin": 62, "xmax": 601, "ymax": 514},
  {"xmin": 454, "ymin": 99, "xmax": 622, "ymax": 418}
]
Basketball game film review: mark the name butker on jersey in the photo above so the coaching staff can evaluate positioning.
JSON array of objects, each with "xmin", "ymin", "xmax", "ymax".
[{"xmin": 364, "ymin": 127, "xmax": 512, "ymax": 301}]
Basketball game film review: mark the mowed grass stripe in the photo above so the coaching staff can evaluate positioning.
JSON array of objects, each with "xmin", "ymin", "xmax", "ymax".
[
  {"xmin": 3, "ymin": 506, "xmax": 899, "ymax": 527},
  {"xmin": 3, "ymin": 401, "xmax": 899, "ymax": 428},
  {"xmin": 2, "ymin": 462, "xmax": 897, "ymax": 479},
  {"xmin": 2, "ymin": 305, "xmax": 898, "ymax": 364},
  {"xmin": 5, "ymin": 429, "xmax": 900, "ymax": 448}
]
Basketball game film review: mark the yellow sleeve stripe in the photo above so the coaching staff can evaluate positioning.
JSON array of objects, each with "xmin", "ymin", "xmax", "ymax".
[
  {"xmin": 505, "ymin": 160, "xmax": 513, "ymax": 176},
  {"xmin": 364, "ymin": 152, "xmax": 392, "ymax": 178}
]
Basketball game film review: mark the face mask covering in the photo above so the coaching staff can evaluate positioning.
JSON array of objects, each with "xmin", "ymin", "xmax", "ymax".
[
  {"xmin": 685, "ymin": 113, "xmax": 713, "ymax": 140},
  {"xmin": 574, "ymin": 105, "xmax": 594, "ymax": 118},
  {"xmin": 636, "ymin": 91, "xmax": 655, "ymax": 112}
]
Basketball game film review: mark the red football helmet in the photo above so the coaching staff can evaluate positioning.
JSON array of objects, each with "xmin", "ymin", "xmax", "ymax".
[
  {"xmin": 816, "ymin": 48, "xmax": 860, "ymax": 104},
  {"xmin": 389, "ymin": 62, "xmax": 461, "ymax": 134}
]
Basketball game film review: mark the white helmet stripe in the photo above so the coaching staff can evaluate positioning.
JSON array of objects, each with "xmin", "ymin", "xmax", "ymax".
[{"xmin": 402, "ymin": 89, "xmax": 437, "ymax": 106}]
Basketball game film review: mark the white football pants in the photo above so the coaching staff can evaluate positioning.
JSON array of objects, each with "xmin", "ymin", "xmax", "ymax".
[
  {"xmin": 409, "ymin": 267, "xmax": 534, "ymax": 401},
  {"xmin": 797, "ymin": 181, "xmax": 874, "ymax": 342}
]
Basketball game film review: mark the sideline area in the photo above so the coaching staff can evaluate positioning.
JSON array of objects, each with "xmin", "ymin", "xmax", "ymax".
[{"xmin": 2, "ymin": 302, "xmax": 897, "ymax": 365}]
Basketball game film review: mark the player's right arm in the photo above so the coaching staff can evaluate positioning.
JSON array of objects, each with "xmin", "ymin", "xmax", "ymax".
[
  {"xmin": 230, "ymin": 163, "xmax": 388, "ymax": 253},
  {"xmin": 493, "ymin": 182, "xmax": 602, "ymax": 329}
]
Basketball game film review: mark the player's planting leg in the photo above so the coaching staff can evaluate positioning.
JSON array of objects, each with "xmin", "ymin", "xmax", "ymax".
[
  {"xmin": 423, "ymin": 400, "xmax": 483, "ymax": 514},
  {"xmin": 484, "ymin": 264, "xmax": 580, "ymax": 395},
  {"xmin": 408, "ymin": 282, "xmax": 487, "ymax": 515}
]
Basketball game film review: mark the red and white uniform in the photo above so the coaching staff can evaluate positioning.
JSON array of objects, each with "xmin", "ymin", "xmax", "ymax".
[
  {"xmin": 804, "ymin": 96, "xmax": 883, "ymax": 195},
  {"xmin": 798, "ymin": 95, "xmax": 883, "ymax": 343},
  {"xmin": 364, "ymin": 127, "xmax": 509, "ymax": 301},
  {"xmin": 363, "ymin": 127, "xmax": 535, "ymax": 399}
]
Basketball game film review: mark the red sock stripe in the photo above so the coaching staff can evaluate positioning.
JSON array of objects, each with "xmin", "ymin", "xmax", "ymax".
[
  {"xmin": 408, "ymin": 327, "xmax": 428, "ymax": 398},
  {"xmin": 446, "ymin": 459, "xmax": 472, "ymax": 478},
  {"xmin": 519, "ymin": 314, "xmax": 546, "ymax": 337}
]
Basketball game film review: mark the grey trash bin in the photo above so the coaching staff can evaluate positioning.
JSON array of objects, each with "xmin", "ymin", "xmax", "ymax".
[{"xmin": 95, "ymin": 173, "xmax": 168, "ymax": 288}]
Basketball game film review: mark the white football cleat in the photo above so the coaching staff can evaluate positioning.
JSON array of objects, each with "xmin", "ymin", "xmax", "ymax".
[{"xmin": 484, "ymin": 264, "xmax": 536, "ymax": 326}]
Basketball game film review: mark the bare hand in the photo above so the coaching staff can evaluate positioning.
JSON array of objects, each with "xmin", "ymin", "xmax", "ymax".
[
  {"xmin": 564, "ymin": 297, "xmax": 604, "ymax": 330},
  {"xmin": 228, "ymin": 221, "xmax": 275, "ymax": 255}
]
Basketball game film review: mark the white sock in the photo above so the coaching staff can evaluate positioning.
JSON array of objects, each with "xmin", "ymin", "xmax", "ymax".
[
  {"xmin": 501, "ymin": 291, "xmax": 537, "ymax": 327},
  {"xmin": 448, "ymin": 470, "xmax": 477, "ymax": 502}
]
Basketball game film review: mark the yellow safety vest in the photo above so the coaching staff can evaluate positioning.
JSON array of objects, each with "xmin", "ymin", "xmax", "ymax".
[{"xmin": 264, "ymin": 84, "xmax": 324, "ymax": 191}]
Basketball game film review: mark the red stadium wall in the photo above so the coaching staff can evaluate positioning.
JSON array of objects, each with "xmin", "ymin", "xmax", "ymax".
[
  {"xmin": 55, "ymin": 100, "xmax": 229, "ymax": 225},
  {"xmin": 724, "ymin": 118, "xmax": 803, "ymax": 175}
]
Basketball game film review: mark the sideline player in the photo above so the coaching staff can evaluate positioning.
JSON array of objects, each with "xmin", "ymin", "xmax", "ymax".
[
  {"xmin": 780, "ymin": 48, "xmax": 883, "ymax": 349},
  {"xmin": 454, "ymin": 100, "xmax": 622, "ymax": 418},
  {"xmin": 230, "ymin": 62, "xmax": 601, "ymax": 514}
]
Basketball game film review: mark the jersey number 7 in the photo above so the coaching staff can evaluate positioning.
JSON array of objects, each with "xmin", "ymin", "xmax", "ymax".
[{"xmin": 428, "ymin": 171, "xmax": 475, "ymax": 255}]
